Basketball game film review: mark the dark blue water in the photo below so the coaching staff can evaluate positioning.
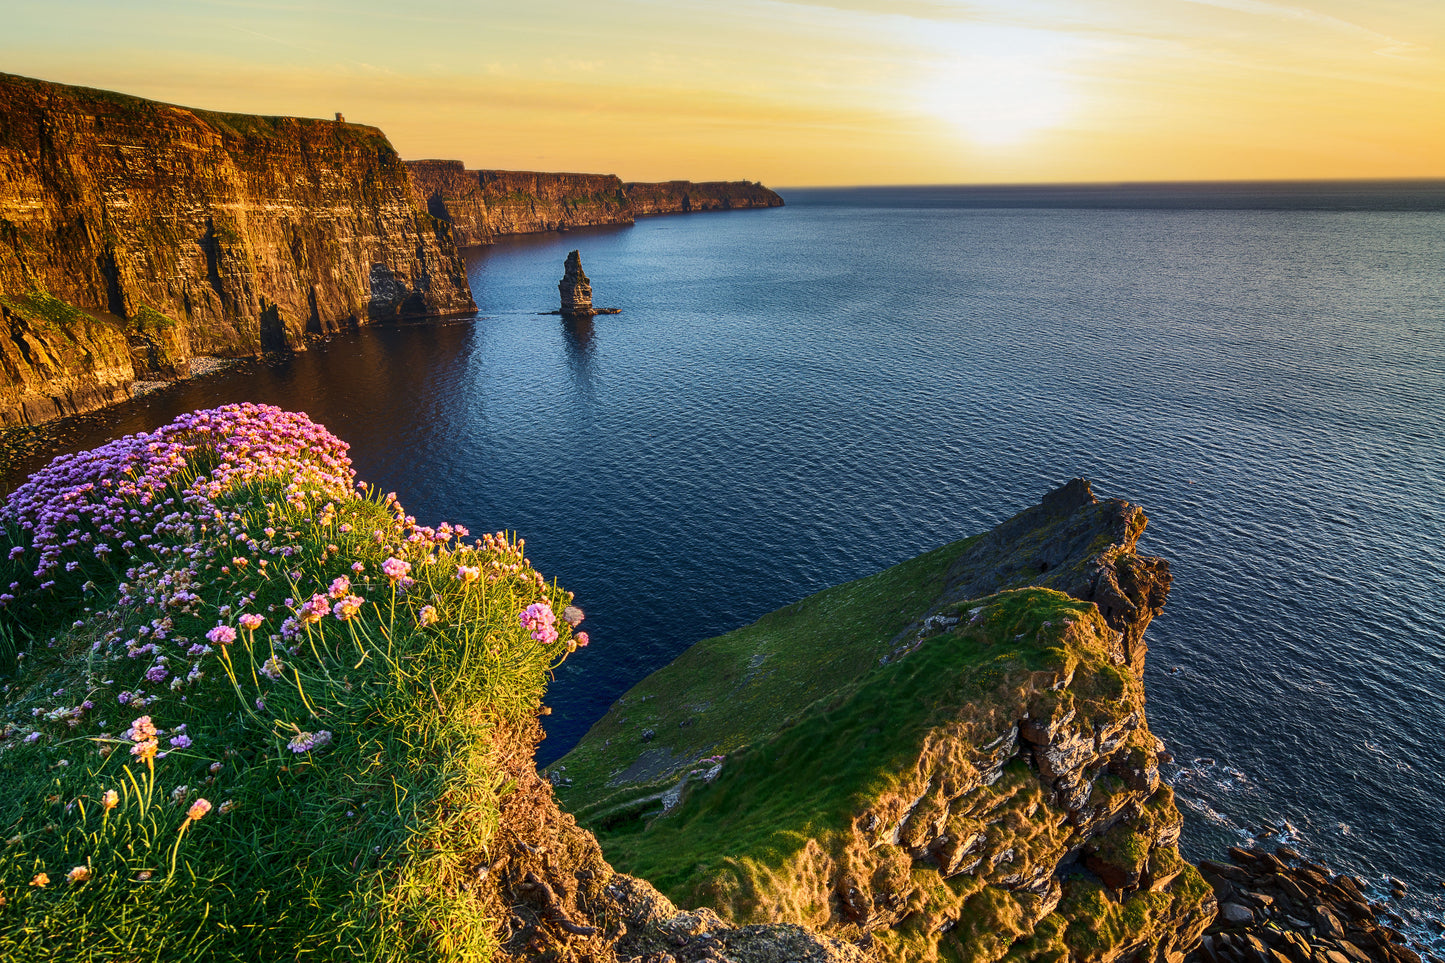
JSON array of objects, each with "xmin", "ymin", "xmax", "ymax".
[{"xmin": 4, "ymin": 186, "xmax": 1443, "ymax": 941}]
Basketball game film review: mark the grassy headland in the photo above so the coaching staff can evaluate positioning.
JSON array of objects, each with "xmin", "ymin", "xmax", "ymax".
[
  {"xmin": 555, "ymin": 483, "xmax": 1213, "ymax": 963},
  {"xmin": 0, "ymin": 404, "xmax": 584, "ymax": 961}
]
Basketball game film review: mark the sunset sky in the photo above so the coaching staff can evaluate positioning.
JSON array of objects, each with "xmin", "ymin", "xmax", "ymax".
[{"xmin": 4, "ymin": 0, "xmax": 1443, "ymax": 185}]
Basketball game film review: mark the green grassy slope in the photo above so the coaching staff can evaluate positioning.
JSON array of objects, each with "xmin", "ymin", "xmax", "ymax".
[
  {"xmin": 554, "ymin": 535, "xmax": 981, "ymax": 822},
  {"xmin": 555, "ymin": 484, "xmax": 1213, "ymax": 963},
  {"xmin": 0, "ymin": 405, "xmax": 584, "ymax": 961}
]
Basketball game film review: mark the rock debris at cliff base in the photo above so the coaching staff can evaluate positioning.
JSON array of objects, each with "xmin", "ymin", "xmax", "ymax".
[{"xmin": 1188, "ymin": 846, "xmax": 1437, "ymax": 963}]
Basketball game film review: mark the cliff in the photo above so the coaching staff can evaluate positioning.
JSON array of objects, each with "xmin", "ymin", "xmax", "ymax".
[
  {"xmin": 554, "ymin": 479, "xmax": 1214, "ymax": 963},
  {"xmin": 406, "ymin": 161, "xmax": 784, "ymax": 245},
  {"xmin": 623, "ymin": 179, "xmax": 785, "ymax": 216},
  {"xmin": 405, "ymin": 161, "xmax": 632, "ymax": 246},
  {"xmin": 0, "ymin": 72, "xmax": 474, "ymax": 425}
]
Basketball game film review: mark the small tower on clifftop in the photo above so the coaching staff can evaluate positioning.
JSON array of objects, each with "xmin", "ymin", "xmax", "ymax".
[{"xmin": 558, "ymin": 250, "xmax": 594, "ymax": 316}]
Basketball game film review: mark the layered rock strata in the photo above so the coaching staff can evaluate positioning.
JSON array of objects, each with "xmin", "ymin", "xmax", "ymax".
[
  {"xmin": 483, "ymin": 715, "xmax": 866, "ymax": 963},
  {"xmin": 559, "ymin": 250, "xmax": 594, "ymax": 316},
  {"xmin": 0, "ymin": 72, "xmax": 474, "ymax": 425},
  {"xmin": 406, "ymin": 162, "xmax": 633, "ymax": 246},
  {"xmin": 554, "ymin": 480, "xmax": 1215, "ymax": 963},
  {"xmin": 623, "ymin": 179, "xmax": 786, "ymax": 217},
  {"xmin": 406, "ymin": 161, "xmax": 784, "ymax": 246}
]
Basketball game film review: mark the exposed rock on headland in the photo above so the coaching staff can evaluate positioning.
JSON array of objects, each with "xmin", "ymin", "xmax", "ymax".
[
  {"xmin": 553, "ymin": 480, "xmax": 1214, "ymax": 963},
  {"xmin": 406, "ymin": 160, "xmax": 784, "ymax": 246},
  {"xmin": 0, "ymin": 72, "xmax": 474, "ymax": 425}
]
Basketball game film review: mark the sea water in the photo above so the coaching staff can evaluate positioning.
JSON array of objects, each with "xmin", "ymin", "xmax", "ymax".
[{"xmin": 4, "ymin": 184, "xmax": 1442, "ymax": 942}]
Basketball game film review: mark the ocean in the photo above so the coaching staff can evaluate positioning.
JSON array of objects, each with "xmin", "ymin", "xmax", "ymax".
[{"xmin": 4, "ymin": 183, "xmax": 1443, "ymax": 943}]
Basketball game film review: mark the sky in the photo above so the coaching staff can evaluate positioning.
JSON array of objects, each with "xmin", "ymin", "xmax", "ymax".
[{"xmin": 3, "ymin": 0, "xmax": 1443, "ymax": 186}]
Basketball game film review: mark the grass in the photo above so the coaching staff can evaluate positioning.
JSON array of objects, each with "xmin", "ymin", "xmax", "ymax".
[
  {"xmin": 554, "ymin": 534, "xmax": 981, "ymax": 819},
  {"xmin": 583, "ymin": 588, "xmax": 1094, "ymax": 911},
  {"xmin": 0, "ymin": 290, "xmax": 100, "ymax": 331},
  {"xmin": 0, "ymin": 413, "xmax": 581, "ymax": 960}
]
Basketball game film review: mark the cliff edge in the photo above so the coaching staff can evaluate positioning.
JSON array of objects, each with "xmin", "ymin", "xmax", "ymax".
[
  {"xmin": 554, "ymin": 480, "xmax": 1213, "ymax": 963},
  {"xmin": 406, "ymin": 160, "xmax": 784, "ymax": 246},
  {"xmin": 0, "ymin": 73, "xmax": 474, "ymax": 425}
]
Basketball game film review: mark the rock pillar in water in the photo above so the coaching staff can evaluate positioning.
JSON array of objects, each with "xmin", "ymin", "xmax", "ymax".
[{"xmin": 558, "ymin": 250, "xmax": 594, "ymax": 316}]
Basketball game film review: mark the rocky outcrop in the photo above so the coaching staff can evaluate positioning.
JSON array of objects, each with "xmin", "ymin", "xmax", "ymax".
[
  {"xmin": 1190, "ymin": 847, "xmax": 1438, "ymax": 963},
  {"xmin": 623, "ymin": 180, "xmax": 785, "ymax": 217},
  {"xmin": 559, "ymin": 250, "xmax": 594, "ymax": 316},
  {"xmin": 555, "ymin": 481, "xmax": 1214, "ymax": 963},
  {"xmin": 930, "ymin": 476, "xmax": 1171, "ymax": 674},
  {"xmin": 406, "ymin": 162, "xmax": 784, "ymax": 246},
  {"xmin": 485, "ymin": 716, "xmax": 866, "ymax": 963},
  {"xmin": 0, "ymin": 72, "xmax": 475, "ymax": 425}
]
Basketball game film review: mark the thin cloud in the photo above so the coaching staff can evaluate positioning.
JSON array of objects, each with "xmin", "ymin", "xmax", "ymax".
[{"xmin": 1176, "ymin": 0, "xmax": 1426, "ymax": 56}]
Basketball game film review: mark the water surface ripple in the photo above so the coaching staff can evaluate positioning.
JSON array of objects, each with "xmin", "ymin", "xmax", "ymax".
[{"xmin": 4, "ymin": 191, "xmax": 1442, "ymax": 942}]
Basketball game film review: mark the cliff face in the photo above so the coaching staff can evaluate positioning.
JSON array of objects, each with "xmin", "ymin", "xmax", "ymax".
[
  {"xmin": 406, "ymin": 161, "xmax": 784, "ymax": 245},
  {"xmin": 623, "ymin": 179, "xmax": 785, "ymax": 217},
  {"xmin": 553, "ymin": 480, "xmax": 1214, "ymax": 963},
  {"xmin": 405, "ymin": 161, "xmax": 633, "ymax": 245},
  {"xmin": 0, "ymin": 72, "xmax": 474, "ymax": 425}
]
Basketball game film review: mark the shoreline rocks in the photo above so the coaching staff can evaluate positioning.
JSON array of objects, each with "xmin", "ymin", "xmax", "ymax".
[{"xmin": 1189, "ymin": 846, "xmax": 1441, "ymax": 963}]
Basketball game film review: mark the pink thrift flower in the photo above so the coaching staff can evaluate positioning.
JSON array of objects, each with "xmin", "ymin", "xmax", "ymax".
[
  {"xmin": 299, "ymin": 594, "xmax": 330, "ymax": 625},
  {"xmin": 206, "ymin": 625, "xmax": 237, "ymax": 645},
  {"xmin": 332, "ymin": 595, "xmax": 364, "ymax": 621},
  {"xmin": 287, "ymin": 730, "xmax": 333, "ymax": 754},
  {"xmin": 381, "ymin": 557, "xmax": 410, "ymax": 582},
  {"xmin": 519, "ymin": 602, "xmax": 558, "ymax": 644},
  {"xmin": 127, "ymin": 715, "xmax": 158, "ymax": 742},
  {"xmin": 328, "ymin": 576, "xmax": 351, "ymax": 599},
  {"xmin": 186, "ymin": 798, "xmax": 212, "ymax": 821},
  {"xmin": 417, "ymin": 605, "xmax": 439, "ymax": 627},
  {"xmin": 574, "ymin": 631, "xmax": 590, "ymax": 648},
  {"xmin": 238, "ymin": 613, "xmax": 264, "ymax": 631},
  {"xmin": 456, "ymin": 565, "xmax": 481, "ymax": 584},
  {"xmin": 131, "ymin": 739, "xmax": 159, "ymax": 762}
]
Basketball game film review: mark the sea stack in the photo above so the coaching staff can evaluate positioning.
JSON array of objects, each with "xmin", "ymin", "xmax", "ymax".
[{"xmin": 558, "ymin": 250, "xmax": 594, "ymax": 316}]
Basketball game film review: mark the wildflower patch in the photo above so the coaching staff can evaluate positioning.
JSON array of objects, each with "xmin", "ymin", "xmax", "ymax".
[{"xmin": 0, "ymin": 404, "xmax": 587, "ymax": 961}]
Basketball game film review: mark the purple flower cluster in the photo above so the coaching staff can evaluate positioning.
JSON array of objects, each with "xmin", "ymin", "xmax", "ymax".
[
  {"xmin": 519, "ymin": 602, "xmax": 558, "ymax": 644},
  {"xmin": 287, "ymin": 730, "xmax": 333, "ymax": 754},
  {"xmin": 1, "ymin": 404, "xmax": 353, "ymax": 604}
]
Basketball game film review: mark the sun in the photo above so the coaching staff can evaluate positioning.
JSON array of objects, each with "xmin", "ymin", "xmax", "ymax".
[{"xmin": 918, "ymin": 53, "xmax": 1079, "ymax": 148}]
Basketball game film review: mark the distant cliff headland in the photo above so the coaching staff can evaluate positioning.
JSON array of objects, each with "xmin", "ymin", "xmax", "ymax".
[
  {"xmin": 0, "ymin": 73, "xmax": 784, "ymax": 426},
  {"xmin": 405, "ymin": 160, "xmax": 784, "ymax": 247}
]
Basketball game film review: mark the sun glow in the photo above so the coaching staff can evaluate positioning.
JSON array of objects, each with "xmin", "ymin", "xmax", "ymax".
[
  {"xmin": 904, "ymin": 20, "xmax": 1088, "ymax": 150},
  {"xmin": 918, "ymin": 54, "xmax": 1079, "ymax": 147}
]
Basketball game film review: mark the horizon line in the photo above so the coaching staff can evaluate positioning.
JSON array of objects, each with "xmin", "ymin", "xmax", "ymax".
[{"xmin": 775, "ymin": 177, "xmax": 1445, "ymax": 191}]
